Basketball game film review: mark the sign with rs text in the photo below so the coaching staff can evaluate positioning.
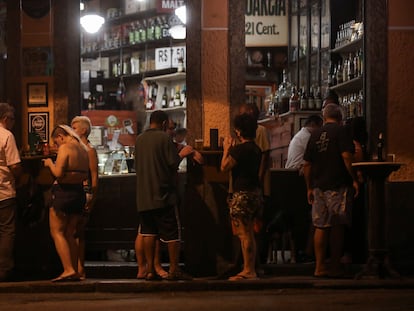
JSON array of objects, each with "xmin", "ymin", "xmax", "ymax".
[
  {"xmin": 245, "ymin": 0, "xmax": 288, "ymax": 47},
  {"xmin": 155, "ymin": 45, "xmax": 186, "ymax": 70}
]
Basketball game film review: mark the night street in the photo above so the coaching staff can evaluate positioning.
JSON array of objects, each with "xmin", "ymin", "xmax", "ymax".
[{"xmin": 1, "ymin": 289, "xmax": 414, "ymax": 311}]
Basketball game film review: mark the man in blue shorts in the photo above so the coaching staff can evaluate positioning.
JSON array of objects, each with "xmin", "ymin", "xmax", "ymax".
[
  {"xmin": 303, "ymin": 104, "xmax": 359, "ymax": 277},
  {"xmin": 135, "ymin": 110, "xmax": 193, "ymax": 281}
]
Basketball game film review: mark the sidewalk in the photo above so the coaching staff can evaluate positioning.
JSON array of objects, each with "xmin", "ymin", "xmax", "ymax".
[{"xmin": 1, "ymin": 263, "xmax": 414, "ymax": 293}]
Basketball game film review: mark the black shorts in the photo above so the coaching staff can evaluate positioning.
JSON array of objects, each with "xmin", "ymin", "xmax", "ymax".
[
  {"xmin": 138, "ymin": 205, "xmax": 181, "ymax": 242},
  {"xmin": 51, "ymin": 183, "xmax": 85, "ymax": 215}
]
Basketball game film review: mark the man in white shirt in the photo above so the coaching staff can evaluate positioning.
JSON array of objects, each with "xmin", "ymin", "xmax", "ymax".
[
  {"xmin": 0, "ymin": 103, "xmax": 22, "ymax": 281},
  {"xmin": 285, "ymin": 115, "xmax": 323, "ymax": 173}
]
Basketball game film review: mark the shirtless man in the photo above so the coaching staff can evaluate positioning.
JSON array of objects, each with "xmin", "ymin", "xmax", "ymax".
[{"xmin": 43, "ymin": 125, "xmax": 89, "ymax": 282}]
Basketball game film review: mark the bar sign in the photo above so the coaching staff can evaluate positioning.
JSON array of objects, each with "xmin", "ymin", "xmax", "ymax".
[{"xmin": 155, "ymin": 46, "xmax": 186, "ymax": 70}]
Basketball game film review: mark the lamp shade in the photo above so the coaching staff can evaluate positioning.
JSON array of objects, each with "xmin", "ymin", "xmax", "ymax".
[{"xmin": 80, "ymin": 14, "xmax": 105, "ymax": 34}]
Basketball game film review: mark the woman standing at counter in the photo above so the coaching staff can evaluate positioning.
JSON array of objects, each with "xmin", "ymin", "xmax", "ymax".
[
  {"xmin": 43, "ymin": 125, "xmax": 89, "ymax": 282},
  {"xmin": 71, "ymin": 116, "xmax": 99, "ymax": 280},
  {"xmin": 221, "ymin": 114, "xmax": 262, "ymax": 280}
]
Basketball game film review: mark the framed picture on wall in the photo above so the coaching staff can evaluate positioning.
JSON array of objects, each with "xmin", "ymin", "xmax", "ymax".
[
  {"xmin": 28, "ymin": 112, "xmax": 49, "ymax": 143},
  {"xmin": 27, "ymin": 83, "xmax": 48, "ymax": 107}
]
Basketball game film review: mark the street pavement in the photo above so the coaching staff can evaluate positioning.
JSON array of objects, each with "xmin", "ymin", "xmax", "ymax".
[{"xmin": 1, "ymin": 263, "xmax": 414, "ymax": 294}]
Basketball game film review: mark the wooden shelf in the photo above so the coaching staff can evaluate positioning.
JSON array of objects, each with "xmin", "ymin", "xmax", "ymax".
[
  {"xmin": 331, "ymin": 37, "xmax": 363, "ymax": 54},
  {"xmin": 142, "ymin": 72, "xmax": 186, "ymax": 82},
  {"xmin": 330, "ymin": 75, "xmax": 363, "ymax": 93}
]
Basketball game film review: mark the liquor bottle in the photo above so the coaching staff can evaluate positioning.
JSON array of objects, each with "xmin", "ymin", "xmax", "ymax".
[
  {"xmin": 152, "ymin": 82, "xmax": 158, "ymax": 102},
  {"xmin": 169, "ymin": 88, "xmax": 175, "ymax": 108},
  {"xmin": 177, "ymin": 57, "xmax": 184, "ymax": 73},
  {"xmin": 348, "ymin": 53, "xmax": 355, "ymax": 80},
  {"xmin": 161, "ymin": 16, "xmax": 170, "ymax": 39},
  {"xmin": 174, "ymin": 85, "xmax": 181, "ymax": 106},
  {"xmin": 154, "ymin": 17, "xmax": 162, "ymax": 40},
  {"xmin": 377, "ymin": 132, "xmax": 384, "ymax": 161},
  {"xmin": 116, "ymin": 77, "xmax": 126, "ymax": 109},
  {"xmin": 300, "ymin": 88, "xmax": 308, "ymax": 111},
  {"xmin": 146, "ymin": 18, "xmax": 154, "ymax": 41},
  {"xmin": 353, "ymin": 53, "xmax": 359, "ymax": 77},
  {"xmin": 134, "ymin": 22, "xmax": 141, "ymax": 44},
  {"xmin": 358, "ymin": 49, "xmax": 364, "ymax": 76},
  {"xmin": 129, "ymin": 22, "xmax": 136, "ymax": 45},
  {"xmin": 336, "ymin": 61, "xmax": 343, "ymax": 84},
  {"xmin": 277, "ymin": 70, "xmax": 292, "ymax": 113},
  {"xmin": 332, "ymin": 64, "xmax": 338, "ymax": 86},
  {"xmin": 289, "ymin": 86, "xmax": 299, "ymax": 112},
  {"xmin": 315, "ymin": 87, "xmax": 322, "ymax": 110},
  {"xmin": 328, "ymin": 62, "xmax": 334, "ymax": 87},
  {"xmin": 342, "ymin": 57, "xmax": 348, "ymax": 83},
  {"xmin": 308, "ymin": 87, "xmax": 315, "ymax": 110},
  {"xmin": 180, "ymin": 84, "xmax": 186, "ymax": 106},
  {"xmin": 140, "ymin": 20, "xmax": 147, "ymax": 43},
  {"xmin": 161, "ymin": 87, "xmax": 168, "ymax": 108}
]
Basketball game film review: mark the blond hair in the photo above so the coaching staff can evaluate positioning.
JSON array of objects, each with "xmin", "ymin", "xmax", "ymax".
[{"xmin": 71, "ymin": 115, "xmax": 92, "ymax": 137}]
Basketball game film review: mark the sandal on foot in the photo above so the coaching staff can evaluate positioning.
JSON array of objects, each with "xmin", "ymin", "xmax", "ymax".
[
  {"xmin": 52, "ymin": 273, "xmax": 80, "ymax": 282},
  {"xmin": 228, "ymin": 274, "xmax": 259, "ymax": 281}
]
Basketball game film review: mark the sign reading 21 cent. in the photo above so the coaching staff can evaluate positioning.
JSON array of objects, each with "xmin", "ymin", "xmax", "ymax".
[{"xmin": 245, "ymin": 0, "xmax": 288, "ymax": 47}]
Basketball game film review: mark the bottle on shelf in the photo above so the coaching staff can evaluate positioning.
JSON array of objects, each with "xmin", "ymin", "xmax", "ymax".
[
  {"xmin": 358, "ymin": 49, "xmax": 364, "ymax": 76},
  {"xmin": 152, "ymin": 82, "xmax": 158, "ymax": 102},
  {"xmin": 289, "ymin": 86, "xmax": 299, "ymax": 112},
  {"xmin": 308, "ymin": 87, "xmax": 315, "ymax": 110},
  {"xmin": 129, "ymin": 22, "xmax": 135, "ymax": 45},
  {"xmin": 180, "ymin": 84, "xmax": 187, "ymax": 106},
  {"xmin": 342, "ymin": 57, "xmax": 348, "ymax": 83},
  {"xmin": 169, "ymin": 87, "xmax": 175, "ymax": 108},
  {"xmin": 177, "ymin": 57, "xmax": 184, "ymax": 73},
  {"xmin": 300, "ymin": 87, "xmax": 308, "ymax": 111},
  {"xmin": 174, "ymin": 85, "xmax": 181, "ymax": 106},
  {"xmin": 277, "ymin": 70, "xmax": 292, "ymax": 113},
  {"xmin": 336, "ymin": 61, "xmax": 343, "ymax": 84},
  {"xmin": 348, "ymin": 52, "xmax": 355, "ymax": 80},
  {"xmin": 161, "ymin": 15, "xmax": 170, "ymax": 39},
  {"xmin": 161, "ymin": 87, "xmax": 168, "ymax": 108},
  {"xmin": 140, "ymin": 19, "xmax": 147, "ymax": 43},
  {"xmin": 134, "ymin": 21, "xmax": 141, "ymax": 44},
  {"xmin": 146, "ymin": 18, "xmax": 155, "ymax": 41},
  {"xmin": 154, "ymin": 17, "xmax": 162, "ymax": 40},
  {"xmin": 328, "ymin": 61, "xmax": 334, "ymax": 87},
  {"xmin": 315, "ymin": 87, "xmax": 322, "ymax": 110}
]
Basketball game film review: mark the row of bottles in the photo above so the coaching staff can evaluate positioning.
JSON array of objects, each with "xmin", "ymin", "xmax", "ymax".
[
  {"xmin": 82, "ymin": 15, "xmax": 172, "ymax": 54},
  {"xmin": 334, "ymin": 20, "xmax": 363, "ymax": 48},
  {"xmin": 145, "ymin": 83, "xmax": 186, "ymax": 111},
  {"xmin": 266, "ymin": 71, "xmax": 323, "ymax": 116},
  {"xmin": 339, "ymin": 91, "xmax": 364, "ymax": 120},
  {"xmin": 328, "ymin": 49, "xmax": 363, "ymax": 86}
]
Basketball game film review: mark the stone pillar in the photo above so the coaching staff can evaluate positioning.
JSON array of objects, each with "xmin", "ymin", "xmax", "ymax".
[{"xmin": 186, "ymin": 0, "xmax": 245, "ymax": 146}]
